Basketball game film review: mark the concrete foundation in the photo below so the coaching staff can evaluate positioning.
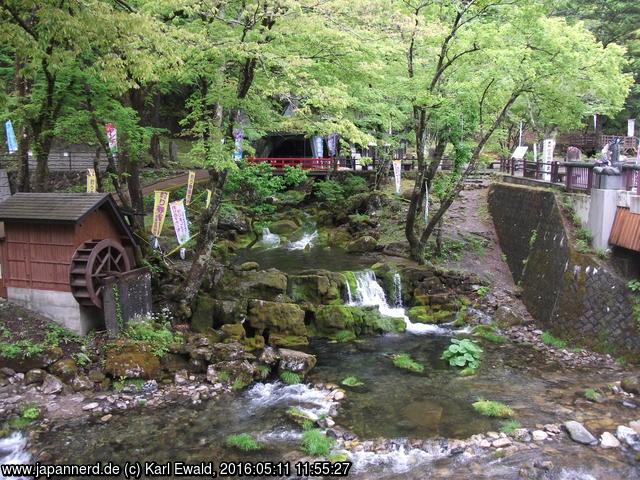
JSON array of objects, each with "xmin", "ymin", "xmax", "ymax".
[
  {"xmin": 7, "ymin": 287, "xmax": 103, "ymax": 335},
  {"xmin": 587, "ymin": 189, "xmax": 618, "ymax": 251}
]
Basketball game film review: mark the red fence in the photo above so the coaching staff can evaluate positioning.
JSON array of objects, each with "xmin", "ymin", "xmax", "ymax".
[{"xmin": 247, "ymin": 157, "xmax": 331, "ymax": 171}]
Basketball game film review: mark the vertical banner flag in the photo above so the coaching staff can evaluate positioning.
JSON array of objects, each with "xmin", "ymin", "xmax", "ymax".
[
  {"xmin": 233, "ymin": 128, "xmax": 244, "ymax": 162},
  {"xmin": 312, "ymin": 136, "xmax": 324, "ymax": 158},
  {"xmin": 185, "ymin": 170, "xmax": 196, "ymax": 205},
  {"xmin": 392, "ymin": 160, "xmax": 402, "ymax": 195},
  {"xmin": 5, "ymin": 120, "xmax": 17, "ymax": 154},
  {"xmin": 205, "ymin": 189, "xmax": 212, "ymax": 209},
  {"xmin": 327, "ymin": 135, "xmax": 337, "ymax": 156},
  {"xmin": 628, "ymin": 119, "xmax": 636, "ymax": 138},
  {"xmin": 518, "ymin": 121, "xmax": 523, "ymax": 147},
  {"xmin": 105, "ymin": 124, "xmax": 117, "ymax": 154},
  {"xmin": 170, "ymin": 199, "xmax": 190, "ymax": 246},
  {"xmin": 593, "ymin": 114, "xmax": 598, "ymax": 131},
  {"xmin": 541, "ymin": 138, "xmax": 555, "ymax": 182},
  {"xmin": 86, "ymin": 168, "xmax": 97, "ymax": 193},
  {"xmin": 151, "ymin": 191, "xmax": 170, "ymax": 238},
  {"xmin": 424, "ymin": 182, "xmax": 429, "ymax": 222}
]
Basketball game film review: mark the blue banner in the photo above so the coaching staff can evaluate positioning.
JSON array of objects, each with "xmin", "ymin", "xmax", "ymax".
[
  {"xmin": 5, "ymin": 120, "xmax": 17, "ymax": 154},
  {"xmin": 311, "ymin": 136, "xmax": 324, "ymax": 158}
]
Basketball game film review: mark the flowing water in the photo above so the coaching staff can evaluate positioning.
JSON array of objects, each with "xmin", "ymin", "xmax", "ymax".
[
  {"xmin": 261, "ymin": 227, "xmax": 281, "ymax": 248},
  {"xmin": 3, "ymin": 269, "xmax": 638, "ymax": 478}
]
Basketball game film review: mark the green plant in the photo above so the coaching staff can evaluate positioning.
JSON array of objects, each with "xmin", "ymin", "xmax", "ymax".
[
  {"xmin": 476, "ymin": 286, "xmax": 489, "ymax": 297},
  {"xmin": 314, "ymin": 180, "xmax": 345, "ymax": 203},
  {"xmin": 0, "ymin": 339, "xmax": 44, "ymax": 359},
  {"xmin": 113, "ymin": 377, "xmax": 145, "ymax": 392},
  {"xmin": 628, "ymin": 280, "xmax": 640, "ymax": 292},
  {"xmin": 501, "ymin": 254, "xmax": 507, "ymax": 262},
  {"xmin": 529, "ymin": 229, "xmax": 537, "ymax": 247},
  {"xmin": 499, "ymin": 420, "xmax": 521, "ymax": 434},
  {"xmin": 20, "ymin": 404, "xmax": 40, "ymax": 421},
  {"xmin": 575, "ymin": 238, "xmax": 589, "ymax": 253},
  {"xmin": 280, "ymin": 370, "xmax": 301, "ymax": 385},
  {"xmin": 232, "ymin": 378, "xmax": 248, "ymax": 391},
  {"xmin": 258, "ymin": 365, "xmax": 270, "ymax": 376},
  {"xmin": 391, "ymin": 354, "xmax": 424, "ymax": 373},
  {"xmin": 226, "ymin": 433, "xmax": 262, "ymax": 451},
  {"xmin": 341, "ymin": 376, "xmax": 364, "ymax": 387},
  {"xmin": 282, "ymin": 165, "xmax": 308, "ymax": 188},
  {"xmin": 218, "ymin": 371, "xmax": 230, "ymax": 382},
  {"xmin": 597, "ymin": 248, "xmax": 609, "ymax": 260},
  {"xmin": 440, "ymin": 338, "xmax": 483, "ymax": 372},
  {"xmin": 300, "ymin": 429, "xmax": 335, "ymax": 457},
  {"xmin": 472, "ymin": 399, "xmax": 515, "ymax": 418},
  {"xmin": 584, "ymin": 389, "xmax": 599, "ymax": 402},
  {"xmin": 123, "ymin": 317, "xmax": 182, "ymax": 357},
  {"xmin": 541, "ymin": 332, "xmax": 566, "ymax": 349},
  {"xmin": 333, "ymin": 330, "xmax": 356, "ymax": 343},
  {"xmin": 477, "ymin": 331, "xmax": 507, "ymax": 343}
]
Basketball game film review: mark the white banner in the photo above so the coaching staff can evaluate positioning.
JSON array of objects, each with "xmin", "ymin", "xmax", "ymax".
[
  {"xmin": 392, "ymin": 160, "xmax": 401, "ymax": 195},
  {"xmin": 170, "ymin": 199, "xmax": 190, "ymax": 246},
  {"xmin": 424, "ymin": 182, "xmax": 429, "ymax": 221},
  {"xmin": 541, "ymin": 138, "xmax": 555, "ymax": 181},
  {"xmin": 628, "ymin": 119, "xmax": 636, "ymax": 138}
]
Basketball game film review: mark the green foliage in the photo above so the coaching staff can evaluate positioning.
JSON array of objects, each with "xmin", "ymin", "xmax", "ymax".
[
  {"xmin": 123, "ymin": 317, "xmax": 182, "ymax": 357},
  {"xmin": 280, "ymin": 371, "xmax": 301, "ymax": 385},
  {"xmin": 225, "ymin": 162, "xmax": 285, "ymax": 215},
  {"xmin": 333, "ymin": 330, "xmax": 357, "ymax": 343},
  {"xmin": 343, "ymin": 176, "xmax": 367, "ymax": 195},
  {"xmin": 529, "ymin": 229, "xmax": 538, "ymax": 247},
  {"xmin": 472, "ymin": 399, "xmax": 515, "ymax": 418},
  {"xmin": 226, "ymin": 434, "xmax": 262, "ymax": 451},
  {"xmin": 341, "ymin": 376, "xmax": 364, "ymax": 387},
  {"xmin": 282, "ymin": 166, "xmax": 308, "ymax": 189},
  {"xmin": 314, "ymin": 180, "xmax": 345, "ymax": 203},
  {"xmin": 232, "ymin": 378, "xmax": 249, "ymax": 391},
  {"xmin": 218, "ymin": 371, "xmax": 230, "ymax": 382},
  {"xmin": 113, "ymin": 378, "xmax": 145, "ymax": 392},
  {"xmin": 440, "ymin": 339, "xmax": 483, "ymax": 371},
  {"xmin": 0, "ymin": 340, "xmax": 44, "ymax": 359},
  {"xmin": 45, "ymin": 323, "xmax": 80, "ymax": 347},
  {"xmin": 477, "ymin": 331, "xmax": 507, "ymax": 344},
  {"xmin": 541, "ymin": 332, "xmax": 567, "ymax": 349},
  {"xmin": 20, "ymin": 404, "xmax": 40, "ymax": 421},
  {"xmin": 584, "ymin": 389, "xmax": 599, "ymax": 402},
  {"xmin": 628, "ymin": 280, "xmax": 640, "ymax": 292},
  {"xmin": 300, "ymin": 429, "xmax": 335, "ymax": 457},
  {"xmin": 499, "ymin": 420, "xmax": 522, "ymax": 434},
  {"xmin": 391, "ymin": 354, "xmax": 424, "ymax": 373},
  {"xmin": 476, "ymin": 286, "xmax": 490, "ymax": 297}
]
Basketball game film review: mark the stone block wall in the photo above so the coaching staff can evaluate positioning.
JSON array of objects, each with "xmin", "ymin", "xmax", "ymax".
[{"xmin": 488, "ymin": 182, "xmax": 639, "ymax": 355}]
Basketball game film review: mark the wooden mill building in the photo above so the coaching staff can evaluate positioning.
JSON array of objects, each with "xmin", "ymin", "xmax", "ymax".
[{"xmin": 0, "ymin": 193, "xmax": 137, "ymax": 334}]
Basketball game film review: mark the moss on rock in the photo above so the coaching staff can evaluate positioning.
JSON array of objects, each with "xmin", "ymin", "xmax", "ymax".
[{"xmin": 313, "ymin": 305, "xmax": 405, "ymax": 337}]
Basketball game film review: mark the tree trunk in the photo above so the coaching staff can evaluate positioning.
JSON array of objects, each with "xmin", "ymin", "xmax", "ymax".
[
  {"xmin": 183, "ymin": 168, "xmax": 229, "ymax": 306},
  {"xmin": 32, "ymin": 138, "xmax": 50, "ymax": 192},
  {"xmin": 150, "ymin": 133, "xmax": 164, "ymax": 167},
  {"xmin": 16, "ymin": 128, "xmax": 30, "ymax": 192},
  {"xmin": 94, "ymin": 147, "xmax": 103, "ymax": 192}
]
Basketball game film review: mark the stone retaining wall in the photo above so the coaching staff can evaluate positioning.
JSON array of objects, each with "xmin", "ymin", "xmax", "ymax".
[{"xmin": 488, "ymin": 182, "xmax": 639, "ymax": 355}]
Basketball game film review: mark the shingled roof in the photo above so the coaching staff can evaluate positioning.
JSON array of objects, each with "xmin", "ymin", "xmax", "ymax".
[{"xmin": 0, "ymin": 193, "xmax": 135, "ymax": 244}]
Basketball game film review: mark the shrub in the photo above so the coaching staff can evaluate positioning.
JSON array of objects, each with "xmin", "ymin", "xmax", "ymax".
[
  {"xmin": 440, "ymin": 338, "xmax": 482, "ymax": 372},
  {"xmin": 280, "ymin": 370, "xmax": 300, "ymax": 385},
  {"xmin": 124, "ymin": 317, "xmax": 182, "ymax": 357},
  {"xmin": 314, "ymin": 180, "xmax": 344, "ymax": 203},
  {"xmin": 300, "ymin": 429, "xmax": 335, "ymax": 456},
  {"xmin": 499, "ymin": 420, "xmax": 521, "ymax": 434},
  {"xmin": 392, "ymin": 354, "xmax": 424, "ymax": 373},
  {"xmin": 341, "ymin": 376, "xmax": 364, "ymax": 387},
  {"xmin": 282, "ymin": 165, "xmax": 308, "ymax": 188},
  {"xmin": 541, "ymin": 332, "xmax": 566, "ymax": 349},
  {"xmin": 226, "ymin": 433, "xmax": 262, "ymax": 451},
  {"xmin": 20, "ymin": 404, "xmax": 40, "ymax": 421},
  {"xmin": 476, "ymin": 286, "xmax": 489, "ymax": 297},
  {"xmin": 472, "ymin": 399, "xmax": 515, "ymax": 418}
]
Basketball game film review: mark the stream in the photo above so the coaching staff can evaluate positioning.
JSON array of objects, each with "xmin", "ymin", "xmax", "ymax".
[{"xmin": 2, "ymin": 249, "xmax": 639, "ymax": 478}]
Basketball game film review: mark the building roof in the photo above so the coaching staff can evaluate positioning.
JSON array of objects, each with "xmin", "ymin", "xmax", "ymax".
[
  {"xmin": 609, "ymin": 207, "xmax": 640, "ymax": 252},
  {"xmin": 0, "ymin": 193, "xmax": 136, "ymax": 244}
]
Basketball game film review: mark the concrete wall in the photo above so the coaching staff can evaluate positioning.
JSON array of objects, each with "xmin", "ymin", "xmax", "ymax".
[
  {"xmin": 489, "ymin": 182, "xmax": 639, "ymax": 355},
  {"xmin": 7, "ymin": 287, "xmax": 102, "ymax": 335}
]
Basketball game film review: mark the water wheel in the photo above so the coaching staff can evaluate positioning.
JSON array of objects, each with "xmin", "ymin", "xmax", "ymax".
[{"xmin": 69, "ymin": 239, "xmax": 131, "ymax": 309}]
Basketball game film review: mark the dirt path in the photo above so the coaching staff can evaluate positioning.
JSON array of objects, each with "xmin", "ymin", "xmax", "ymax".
[{"xmin": 441, "ymin": 182, "xmax": 533, "ymax": 320}]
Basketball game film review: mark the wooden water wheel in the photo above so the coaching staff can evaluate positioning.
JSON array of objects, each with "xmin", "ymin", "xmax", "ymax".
[{"xmin": 69, "ymin": 239, "xmax": 131, "ymax": 309}]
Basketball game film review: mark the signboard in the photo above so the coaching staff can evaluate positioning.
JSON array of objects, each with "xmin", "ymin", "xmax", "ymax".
[
  {"xmin": 86, "ymin": 168, "xmax": 97, "ymax": 193},
  {"xmin": 170, "ymin": 199, "xmax": 190, "ymax": 245},
  {"xmin": 628, "ymin": 119, "xmax": 636, "ymax": 138},
  {"xmin": 151, "ymin": 191, "xmax": 170, "ymax": 237},
  {"xmin": 392, "ymin": 160, "xmax": 402, "ymax": 195},
  {"xmin": 105, "ymin": 123, "xmax": 117, "ymax": 154},
  {"xmin": 541, "ymin": 138, "xmax": 556, "ymax": 181},
  {"xmin": 511, "ymin": 146, "xmax": 528, "ymax": 160},
  {"xmin": 5, "ymin": 120, "xmax": 17, "ymax": 154},
  {"xmin": 185, "ymin": 170, "xmax": 195, "ymax": 205}
]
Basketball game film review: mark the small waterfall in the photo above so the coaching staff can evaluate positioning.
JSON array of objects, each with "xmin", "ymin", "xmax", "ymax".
[
  {"xmin": 345, "ymin": 279, "xmax": 354, "ymax": 304},
  {"xmin": 348, "ymin": 270, "xmax": 455, "ymax": 335},
  {"xmin": 393, "ymin": 272, "xmax": 403, "ymax": 308},
  {"xmin": 0, "ymin": 432, "xmax": 31, "ymax": 479},
  {"xmin": 286, "ymin": 230, "xmax": 318, "ymax": 251},
  {"xmin": 261, "ymin": 227, "xmax": 281, "ymax": 248}
]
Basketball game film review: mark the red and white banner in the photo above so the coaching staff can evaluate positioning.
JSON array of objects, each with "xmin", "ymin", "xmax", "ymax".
[
  {"xmin": 392, "ymin": 160, "xmax": 401, "ymax": 195},
  {"xmin": 170, "ymin": 199, "xmax": 190, "ymax": 245},
  {"xmin": 185, "ymin": 170, "xmax": 196, "ymax": 205},
  {"xmin": 105, "ymin": 123, "xmax": 117, "ymax": 154}
]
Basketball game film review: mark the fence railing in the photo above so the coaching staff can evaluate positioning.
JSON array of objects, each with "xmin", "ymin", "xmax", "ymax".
[{"xmin": 500, "ymin": 158, "xmax": 640, "ymax": 192}]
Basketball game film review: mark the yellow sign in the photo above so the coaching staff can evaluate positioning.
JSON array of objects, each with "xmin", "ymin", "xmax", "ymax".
[
  {"xmin": 151, "ymin": 190, "xmax": 170, "ymax": 237},
  {"xmin": 86, "ymin": 168, "xmax": 97, "ymax": 193},
  {"xmin": 185, "ymin": 171, "xmax": 196, "ymax": 205},
  {"xmin": 205, "ymin": 189, "xmax": 212, "ymax": 208}
]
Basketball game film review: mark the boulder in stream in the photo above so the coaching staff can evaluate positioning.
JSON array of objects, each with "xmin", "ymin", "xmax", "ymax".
[
  {"xmin": 564, "ymin": 421, "xmax": 598, "ymax": 445},
  {"xmin": 278, "ymin": 349, "xmax": 317, "ymax": 376}
]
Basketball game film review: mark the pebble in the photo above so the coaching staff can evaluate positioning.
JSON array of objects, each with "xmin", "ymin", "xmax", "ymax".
[
  {"xmin": 616, "ymin": 425, "xmax": 639, "ymax": 446},
  {"xmin": 82, "ymin": 402, "xmax": 99, "ymax": 411},
  {"xmin": 629, "ymin": 421, "xmax": 640, "ymax": 435},
  {"xmin": 100, "ymin": 414, "xmax": 113, "ymax": 422},
  {"xmin": 599, "ymin": 432, "xmax": 620, "ymax": 448},
  {"xmin": 532, "ymin": 430, "xmax": 548, "ymax": 441},
  {"xmin": 492, "ymin": 437, "xmax": 512, "ymax": 448}
]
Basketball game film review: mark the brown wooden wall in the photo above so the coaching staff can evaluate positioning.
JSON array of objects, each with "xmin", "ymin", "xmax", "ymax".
[
  {"xmin": 4, "ymin": 223, "xmax": 75, "ymax": 292},
  {"xmin": 1, "ymin": 206, "xmax": 134, "ymax": 293}
]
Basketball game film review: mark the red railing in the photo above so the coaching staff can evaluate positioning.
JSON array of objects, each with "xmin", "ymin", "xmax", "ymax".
[{"xmin": 248, "ymin": 157, "xmax": 331, "ymax": 171}]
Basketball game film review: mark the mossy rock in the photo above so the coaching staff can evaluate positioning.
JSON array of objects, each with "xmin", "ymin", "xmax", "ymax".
[
  {"xmin": 50, "ymin": 358, "xmax": 78, "ymax": 382},
  {"xmin": 239, "ymin": 262, "xmax": 260, "ymax": 271},
  {"xmin": 191, "ymin": 295, "xmax": 216, "ymax": 332},
  {"xmin": 326, "ymin": 228, "xmax": 353, "ymax": 247},
  {"xmin": 247, "ymin": 300, "xmax": 308, "ymax": 346},
  {"xmin": 269, "ymin": 219, "xmax": 299, "ymax": 234},
  {"xmin": 105, "ymin": 346, "xmax": 161, "ymax": 379},
  {"xmin": 288, "ymin": 271, "xmax": 345, "ymax": 304},
  {"xmin": 346, "ymin": 235, "xmax": 378, "ymax": 253},
  {"xmin": 269, "ymin": 334, "xmax": 309, "ymax": 347},
  {"xmin": 215, "ymin": 270, "xmax": 288, "ymax": 301},
  {"xmin": 407, "ymin": 306, "xmax": 436, "ymax": 324},
  {"xmin": 313, "ymin": 305, "xmax": 405, "ymax": 337},
  {"xmin": 221, "ymin": 323, "xmax": 246, "ymax": 342}
]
